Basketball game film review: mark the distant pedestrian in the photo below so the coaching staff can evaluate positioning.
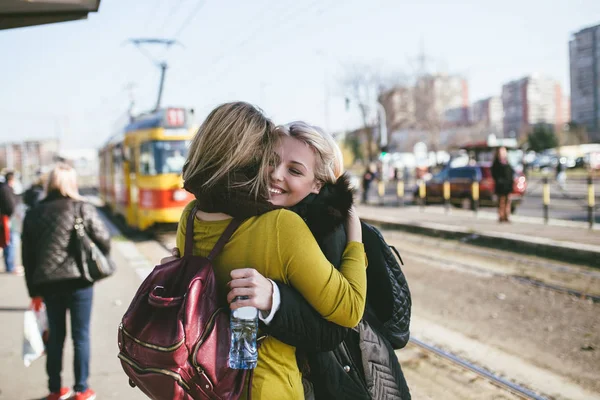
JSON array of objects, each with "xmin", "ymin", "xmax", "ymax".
[
  {"xmin": 22, "ymin": 163, "xmax": 111, "ymax": 400},
  {"xmin": 491, "ymin": 147, "xmax": 514, "ymax": 223},
  {"xmin": 23, "ymin": 172, "xmax": 45, "ymax": 209},
  {"xmin": 362, "ymin": 163, "xmax": 377, "ymax": 204},
  {"xmin": 0, "ymin": 171, "xmax": 17, "ymax": 273},
  {"xmin": 556, "ymin": 158, "xmax": 567, "ymax": 191}
]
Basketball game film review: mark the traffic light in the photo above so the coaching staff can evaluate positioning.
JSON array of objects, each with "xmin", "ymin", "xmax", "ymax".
[{"xmin": 380, "ymin": 145, "xmax": 389, "ymax": 156}]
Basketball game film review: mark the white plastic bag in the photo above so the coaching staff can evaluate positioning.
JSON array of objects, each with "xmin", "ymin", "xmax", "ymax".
[{"xmin": 22, "ymin": 304, "xmax": 48, "ymax": 367}]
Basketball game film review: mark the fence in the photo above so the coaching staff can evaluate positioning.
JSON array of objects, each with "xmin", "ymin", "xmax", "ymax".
[{"xmin": 366, "ymin": 174, "xmax": 598, "ymax": 229}]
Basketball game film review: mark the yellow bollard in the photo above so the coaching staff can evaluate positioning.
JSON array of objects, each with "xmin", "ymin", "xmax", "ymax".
[
  {"xmin": 378, "ymin": 181, "xmax": 385, "ymax": 205},
  {"xmin": 588, "ymin": 175, "xmax": 595, "ymax": 228},
  {"xmin": 471, "ymin": 181, "xmax": 479, "ymax": 214},
  {"xmin": 396, "ymin": 180, "xmax": 404, "ymax": 206},
  {"xmin": 543, "ymin": 176, "xmax": 550, "ymax": 223},
  {"xmin": 443, "ymin": 180, "xmax": 450, "ymax": 213},
  {"xmin": 471, "ymin": 181, "xmax": 479, "ymax": 201},
  {"xmin": 589, "ymin": 177, "xmax": 596, "ymax": 207},
  {"xmin": 419, "ymin": 180, "xmax": 426, "ymax": 210}
]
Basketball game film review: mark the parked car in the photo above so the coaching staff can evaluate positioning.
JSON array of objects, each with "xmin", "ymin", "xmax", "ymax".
[{"xmin": 413, "ymin": 164, "xmax": 527, "ymax": 213}]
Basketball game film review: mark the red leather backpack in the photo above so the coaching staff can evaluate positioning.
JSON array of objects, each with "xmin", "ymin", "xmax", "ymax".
[{"xmin": 118, "ymin": 206, "xmax": 249, "ymax": 399}]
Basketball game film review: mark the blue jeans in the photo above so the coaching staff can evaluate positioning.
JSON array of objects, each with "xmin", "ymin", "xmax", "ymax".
[
  {"xmin": 3, "ymin": 231, "xmax": 16, "ymax": 272},
  {"xmin": 44, "ymin": 285, "xmax": 94, "ymax": 393}
]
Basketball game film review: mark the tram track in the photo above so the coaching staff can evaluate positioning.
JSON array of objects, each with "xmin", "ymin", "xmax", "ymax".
[{"xmin": 409, "ymin": 337, "xmax": 548, "ymax": 400}]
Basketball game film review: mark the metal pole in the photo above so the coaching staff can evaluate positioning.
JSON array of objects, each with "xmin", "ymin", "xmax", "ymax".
[
  {"xmin": 155, "ymin": 62, "xmax": 168, "ymax": 111},
  {"xmin": 543, "ymin": 176, "xmax": 550, "ymax": 224},
  {"xmin": 376, "ymin": 102, "xmax": 388, "ymax": 148},
  {"xmin": 588, "ymin": 175, "xmax": 595, "ymax": 229}
]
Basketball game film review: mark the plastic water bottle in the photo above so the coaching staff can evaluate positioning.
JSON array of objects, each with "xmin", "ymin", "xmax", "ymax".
[{"xmin": 228, "ymin": 304, "xmax": 258, "ymax": 369}]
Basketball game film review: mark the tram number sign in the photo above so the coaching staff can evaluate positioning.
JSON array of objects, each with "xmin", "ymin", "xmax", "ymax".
[{"xmin": 166, "ymin": 108, "xmax": 186, "ymax": 127}]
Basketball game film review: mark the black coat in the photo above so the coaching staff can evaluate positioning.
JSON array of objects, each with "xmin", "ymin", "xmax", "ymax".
[
  {"xmin": 263, "ymin": 174, "xmax": 412, "ymax": 400},
  {"xmin": 0, "ymin": 181, "xmax": 16, "ymax": 217},
  {"xmin": 22, "ymin": 192, "xmax": 111, "ymax": 297},
  {"xmin": 491, "ymin": 160, "xmax": 514, "ymax": 196},
  {"xmin": 23, "ymin": 184, "xmax": 44, "ymax": 208}
]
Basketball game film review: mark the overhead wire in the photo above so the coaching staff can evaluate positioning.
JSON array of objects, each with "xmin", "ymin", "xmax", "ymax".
[
  {"xmin": 188, "ymin": 0, "xmax": 340, "ymax": 94},
  {"xmin": 156, "ymin": 0, "xmax": 185, "ymax": 36},
  {"xmin": 170, "ymin": 0, "xmax": 208, "ymax": 41}
]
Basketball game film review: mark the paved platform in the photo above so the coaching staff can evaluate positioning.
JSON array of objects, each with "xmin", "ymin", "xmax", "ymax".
[
  {"xmin": 356, "ymin": 204, "xmax": 600, "ymax": 268},
  {"xmin": 0, "ymin": 241, "xmax": 150, "ymax": 400}
]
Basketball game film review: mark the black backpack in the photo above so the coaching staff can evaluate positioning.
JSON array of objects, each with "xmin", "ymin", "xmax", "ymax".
[{"xmin": 361, "ymin": 222, "xmax": 411, "ymax": 349}]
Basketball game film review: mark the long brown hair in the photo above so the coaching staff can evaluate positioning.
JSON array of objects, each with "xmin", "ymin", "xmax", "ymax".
[{"xmin": 182, "ymin": 102, "xmax": 276, "ymax": 197}]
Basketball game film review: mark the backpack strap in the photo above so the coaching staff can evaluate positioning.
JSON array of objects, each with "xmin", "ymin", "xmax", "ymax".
[
  {"xmin": 184, "ymin": 205, "xmax": 199, "ymax": 257},
  {"xmin": 207, "ymin": 218, "xmax": 242, "ymax": 261}
]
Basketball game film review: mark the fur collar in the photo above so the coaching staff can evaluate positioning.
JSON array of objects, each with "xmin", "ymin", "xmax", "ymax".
[{"xmin": 290, "ymin": 173, "xmax": 355, "ymax": 239}]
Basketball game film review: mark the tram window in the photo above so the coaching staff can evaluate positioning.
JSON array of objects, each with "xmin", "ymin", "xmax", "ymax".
[
  {"xmin": 139, "ymin": 140, "xmax": 189, "ymax": 175},
  {"xmin": 140, "ymin": 142, "xmax": 157, "ymax": 175}
]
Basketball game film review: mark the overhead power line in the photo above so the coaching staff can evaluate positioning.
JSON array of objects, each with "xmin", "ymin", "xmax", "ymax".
[{"xmin": 171, "ymin": 0, "xmax": 207, "ymax": 40}]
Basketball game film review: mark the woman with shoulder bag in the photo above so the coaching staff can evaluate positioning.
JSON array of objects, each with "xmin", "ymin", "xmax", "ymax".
[{"xmin": 22, "ymin": 162, "xmax": 111, "ymax": 400}]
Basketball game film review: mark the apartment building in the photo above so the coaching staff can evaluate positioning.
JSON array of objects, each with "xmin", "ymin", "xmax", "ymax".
[
  {"xmin": 502, "ymin": 75, "xmax": 564, "ymax": 140},
  {"xmin": 570, "ymin": 23, "xmax": 600, "ymax": 141},
  {"xmin": 471, "ymin": 96, "xmax": 504, "ymax": 135}
]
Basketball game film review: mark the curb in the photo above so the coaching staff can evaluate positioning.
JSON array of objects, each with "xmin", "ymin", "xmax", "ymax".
[{"xmin": 359, "ymin": 217, "xmax": 600, "ymax": 268}]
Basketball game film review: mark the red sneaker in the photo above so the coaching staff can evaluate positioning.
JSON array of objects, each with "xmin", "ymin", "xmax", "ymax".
[
  {"xmin": 74, "ymin": 388, "xmax": 96, "ymax": 400},
  {"xmin": 46, "ymin": 387, "xmax": 73, "ymax": 400}
]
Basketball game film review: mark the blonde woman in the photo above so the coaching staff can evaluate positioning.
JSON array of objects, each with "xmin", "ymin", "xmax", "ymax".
[
  {"xmin": 22, "ymin": 162, "xmax": 111, "ymax": 400},
  {"xmin": 176, "ymin": 102, "xmax": 366, "ymax": 399},
  {"xmin": 228, "ymin": 122, "xmax": 412, "ymax": 399}
]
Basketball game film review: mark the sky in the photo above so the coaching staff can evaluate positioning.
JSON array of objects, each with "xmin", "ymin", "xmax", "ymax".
[{"xmin": 1, "ymin": 0, "xmax": 599, "ymax": 150}]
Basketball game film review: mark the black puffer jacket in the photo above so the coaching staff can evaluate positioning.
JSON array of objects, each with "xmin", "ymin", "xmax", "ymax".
[
  {"xmin": 22, "ymin": 192, "xmax": 111, "ymax": 297},
  {"xmin": 263, "ymin": 174, "xmax": 412, "ymax": 400}
]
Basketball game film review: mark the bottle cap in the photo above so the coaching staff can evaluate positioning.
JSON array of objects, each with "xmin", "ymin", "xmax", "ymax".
[{"xmin": 233, "ymin": 306, "xmax": 258, "ymax": 320}]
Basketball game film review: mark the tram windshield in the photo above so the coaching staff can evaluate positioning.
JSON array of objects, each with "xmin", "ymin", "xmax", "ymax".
[{"xmin": 139, "ymin": 140, "xmax": 190, "ymax": 175}]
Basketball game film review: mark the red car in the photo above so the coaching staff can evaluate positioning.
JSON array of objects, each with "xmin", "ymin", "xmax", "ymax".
[{"xmin": 413, "ymin": 164, "xmax": 527, "ymax": 213}]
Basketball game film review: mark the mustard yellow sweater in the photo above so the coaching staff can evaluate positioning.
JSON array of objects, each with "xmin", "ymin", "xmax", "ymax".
[{"xmin": 176, "ymin": 201, "xmax": 366, "ymax": 400}]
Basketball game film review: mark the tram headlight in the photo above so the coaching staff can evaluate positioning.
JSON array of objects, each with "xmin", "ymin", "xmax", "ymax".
[{"xmin": 172, "ymin": 189, "xmax": 188, "ymax": 202}]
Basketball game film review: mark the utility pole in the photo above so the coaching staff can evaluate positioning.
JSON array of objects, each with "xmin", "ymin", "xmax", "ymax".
[{"xmin": 126, "ymin": 38, "xmax": 182, "ymax": 111}]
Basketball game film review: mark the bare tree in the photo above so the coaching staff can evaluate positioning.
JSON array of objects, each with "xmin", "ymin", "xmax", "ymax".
[
  {"xmin": 413, "ymin": 74, "xmax": 467, "ymax": 161},
  {"xmin": 342, "ymin": 64, "xmax": 404, "ymax": 162}
]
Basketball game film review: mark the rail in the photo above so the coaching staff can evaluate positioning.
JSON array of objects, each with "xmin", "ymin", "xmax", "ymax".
[{"xmin": 409, "ymin": 337, "xmax": 548, "ymax": 400}]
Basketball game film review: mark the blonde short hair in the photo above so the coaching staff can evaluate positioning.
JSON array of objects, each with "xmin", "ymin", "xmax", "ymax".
[
  {"xmin": 182, "ymin": 102, "xmax": 276, "ymax": 197},
  {"xmin": 46, "ymin": 162, "xmax": 83, "ymax": 200},
  {"xmin": 274, "ymin": 121, "xmax": 344, "ymax": 184}
]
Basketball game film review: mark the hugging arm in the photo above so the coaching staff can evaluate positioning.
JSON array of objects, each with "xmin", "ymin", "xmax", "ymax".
[{"xmin": 262, "ymin": 281, "xmax": 350, "ymax": 352}]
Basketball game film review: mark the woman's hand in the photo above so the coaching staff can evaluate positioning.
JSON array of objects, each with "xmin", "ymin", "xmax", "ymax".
[
  {"xmin": 160, "ymin": 247, "xmax": 180, "ymax": 264},
  {"xmin": 227, "ymin": 268, "xmax": 273, "ymax": 312},
  {"xmin": 346, "ymin": 205, "xmax": 362, "ymax": 243}
]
